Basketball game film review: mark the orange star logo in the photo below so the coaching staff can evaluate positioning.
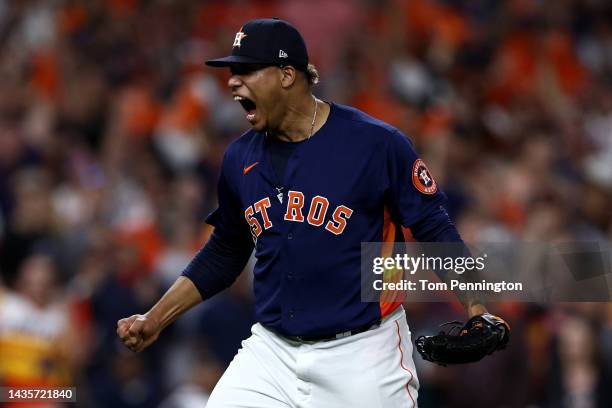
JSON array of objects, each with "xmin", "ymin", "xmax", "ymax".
[{"xmin": 233, "ymin": 28, "xmax": 247, "ymax": 48}]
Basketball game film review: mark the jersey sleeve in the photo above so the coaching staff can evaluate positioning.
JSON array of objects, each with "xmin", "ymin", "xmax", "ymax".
[
  {"xmin": 206, "ymin": 150, "xmax": 251, "ymax": 243},
  {"xmin": 386, "ymin": 130, "xmax": 446, "ymax": 228}
]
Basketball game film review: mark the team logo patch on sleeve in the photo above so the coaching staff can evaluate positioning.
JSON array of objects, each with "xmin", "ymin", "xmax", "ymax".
[{"xmin": 412, "ymin": 158, "xmax": 437, "ymax": 195}]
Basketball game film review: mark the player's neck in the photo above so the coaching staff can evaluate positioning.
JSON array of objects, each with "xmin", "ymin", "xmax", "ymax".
[{"xmin": 269, "ymin": 94, "xmax": 326, "ymax": 143}]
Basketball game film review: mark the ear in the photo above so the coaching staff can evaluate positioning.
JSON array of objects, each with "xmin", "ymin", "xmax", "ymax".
[{"xmin": 279, "ymin": 65, "xmax": 297, "ymax": 88}]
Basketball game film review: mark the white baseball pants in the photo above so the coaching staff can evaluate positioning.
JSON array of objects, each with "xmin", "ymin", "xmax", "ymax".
[{"xmin": 206, "ymin": 306, "xmax": 418, "ymax": 408}]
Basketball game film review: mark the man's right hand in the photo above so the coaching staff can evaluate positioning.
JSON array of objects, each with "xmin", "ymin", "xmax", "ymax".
[
  {"xmin": 116, "ymin": 277, "xmax": 203, "ymax": 353},
  {"xmin": 117, "ymin": 314, "xmax": 161, "ymax": 353}
]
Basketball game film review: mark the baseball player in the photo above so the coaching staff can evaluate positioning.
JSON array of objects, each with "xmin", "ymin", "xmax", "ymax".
[{"xmin": 117, "ymin": 18, "xmax": 508, "ymax": 407}]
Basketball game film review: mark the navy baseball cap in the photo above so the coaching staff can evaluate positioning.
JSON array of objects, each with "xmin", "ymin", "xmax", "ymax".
[{"xmin": 205, "ymin": 18, "xmax": 309, "ymax": 71}]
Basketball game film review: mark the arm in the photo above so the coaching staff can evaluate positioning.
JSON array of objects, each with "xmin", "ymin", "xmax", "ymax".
[
  {"xmin": 411, "ymin": 210, "xmax": 512, "ymax": 366},
  {"xmin": 148, "ymin": 276, "xmax": 203, "ymax": 329},
  {"xmin": 383, "ymin": 131, "xmax": 490, "ymax": 318},
  {"xmin": 117, "ymin": 229, "xmax": 253, "ymax": 352},
  {"xmin": 409, "ymin": 205, "xmax": 488, "ymax": 317},
  {"xmin": 117, "ymin": 276, "xmax": 202, "ymax": 352},
  {"xmin": 116, "ymin": 277, "xmax": 202, "ymax": 353}
]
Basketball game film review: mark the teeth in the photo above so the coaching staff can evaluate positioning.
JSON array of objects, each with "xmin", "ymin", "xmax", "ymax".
[{"xmin": 234, "ymin": 95, "xmax": 244, "ymax": 101}]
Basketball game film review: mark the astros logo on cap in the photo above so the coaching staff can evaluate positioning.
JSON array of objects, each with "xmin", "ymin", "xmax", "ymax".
[
  {"xmin": 233, "ymin": 27, "xmax": 247, "ymax": 48},
  {"xmin": 412, "ymin": 159, "xmax": 437, "ymax": 194}
]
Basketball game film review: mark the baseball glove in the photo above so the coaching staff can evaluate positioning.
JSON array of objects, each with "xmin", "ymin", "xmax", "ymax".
[{"xmin": 415, "ymin": 313, "xmax": 510, "ymax": 366}]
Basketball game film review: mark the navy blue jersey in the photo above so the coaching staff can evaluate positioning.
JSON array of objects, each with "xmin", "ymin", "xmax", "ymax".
[{"xmin": 207, "ymin": 103, "xmax": 446, "ymax": 337}]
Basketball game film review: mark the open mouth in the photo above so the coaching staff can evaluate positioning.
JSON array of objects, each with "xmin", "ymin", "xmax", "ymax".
[{"xmin": 234, "ymin": 95, "xmax": 257, "ymax": 122}]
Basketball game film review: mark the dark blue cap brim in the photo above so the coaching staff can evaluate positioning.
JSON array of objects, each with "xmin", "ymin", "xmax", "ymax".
[{"xmin": 205, "ymin": 55, "xmax": 270, "ymax": 67}]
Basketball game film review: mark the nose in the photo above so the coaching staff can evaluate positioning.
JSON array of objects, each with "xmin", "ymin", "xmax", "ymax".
[{"xmin": 227, "ymin": 74, "xmax": 242, "ymax": 89}]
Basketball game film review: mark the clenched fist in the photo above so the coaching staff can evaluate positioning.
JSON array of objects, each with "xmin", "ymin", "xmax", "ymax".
[{"xmin": 117, "ymin": 314, "xmax": 161, "ymax": 352}]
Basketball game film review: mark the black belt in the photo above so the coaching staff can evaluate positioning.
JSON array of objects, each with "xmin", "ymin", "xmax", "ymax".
[{"xmin": 275, "ymin": 320, "xmax": 382, "ymax": 343}]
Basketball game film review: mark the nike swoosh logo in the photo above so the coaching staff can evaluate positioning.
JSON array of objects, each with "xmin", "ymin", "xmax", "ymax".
[{"xmin": 243, "ymin": 162, "xmax": 259, "ymax": 175}]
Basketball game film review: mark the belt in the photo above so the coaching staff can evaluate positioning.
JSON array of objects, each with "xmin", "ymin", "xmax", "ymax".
[{"xmin": 278, "ymin": 320, "xmax": 381, "ymax": 343}]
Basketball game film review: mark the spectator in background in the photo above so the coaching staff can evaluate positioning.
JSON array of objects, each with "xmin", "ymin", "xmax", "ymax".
[
  {"xmin": 159, "ymin": 351, "xmax": 224, "ymax": 408},
  {"xmin": 548, "ymin": 312, "xmax": 612, "ymax": 408},
  {"xmin": 0, "ymin": 253, "xmax": 84, "ymax": 389}
]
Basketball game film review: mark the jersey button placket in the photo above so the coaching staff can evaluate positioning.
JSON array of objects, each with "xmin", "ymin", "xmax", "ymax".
[{"xmin": 281, "ymin": 152, "xmax": 300, "ymax": 330}]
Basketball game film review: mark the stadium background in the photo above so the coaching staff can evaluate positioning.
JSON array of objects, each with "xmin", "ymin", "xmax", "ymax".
[{"xmin": 0, "ymin": 0, "xmax": 611, "ymax": 407}]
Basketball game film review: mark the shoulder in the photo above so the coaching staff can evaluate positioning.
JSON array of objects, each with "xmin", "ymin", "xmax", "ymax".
[
  {"xmin": 220, "ymin": 128, "xmax": 265, "ymax": 173},
  {"xmin": 0, "ymin": 291, "xmax": 25, "ymax": 313},
  {"xmin": 331, "ymin": 103, "xmax": 397, "ymax": 133},
  {"xmin": 224, "ymin": 129, "xmax": 260, "ymax": 159},
  {"xmin": 329, "ymin": 102, "xmax": 414, "ymax": 148},
  {"xmin": 218, "ymin": 129, "xmax": 264, "ymax": 185}
]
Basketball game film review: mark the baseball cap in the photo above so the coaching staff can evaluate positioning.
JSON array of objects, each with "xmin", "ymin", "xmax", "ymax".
[{"xmin": 205, "ymin": 18, "xmax": 309, "ymax": 71}]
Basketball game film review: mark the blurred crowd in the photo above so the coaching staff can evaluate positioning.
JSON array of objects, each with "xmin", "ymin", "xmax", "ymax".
[{"xmin": 0, "ymin": 0, "xmax": 611, "ymax": 407}]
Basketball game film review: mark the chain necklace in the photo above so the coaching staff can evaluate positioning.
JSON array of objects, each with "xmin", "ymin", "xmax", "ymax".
[
  {"xmin": 308, "ymin": 96, "xmax": 318, "ymax": 139},
  {"xmin": 274, "ymin": 97, "xmax": 318, "ymax": 204}
]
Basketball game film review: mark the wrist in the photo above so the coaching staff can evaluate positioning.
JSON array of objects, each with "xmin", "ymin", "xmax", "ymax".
[{"xmin": 144, "ymin": 308, "xmax": 164, "ymax": 329}]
